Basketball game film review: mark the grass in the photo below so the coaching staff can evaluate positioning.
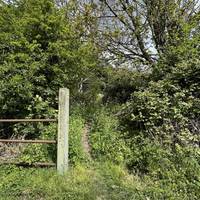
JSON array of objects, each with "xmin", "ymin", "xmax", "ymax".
[
  {"xmin": 0, "ymin": 162, "xmax": 140, "ymax": 200},
  {"xmin": 0, "ymin": 161, "xmax": 199, "ymax": 200}
]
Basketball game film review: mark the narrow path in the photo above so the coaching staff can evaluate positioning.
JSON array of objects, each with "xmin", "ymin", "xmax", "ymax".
[{"xmin": 82, "ymin": 124, "xmax": 91, "ymax": 159}]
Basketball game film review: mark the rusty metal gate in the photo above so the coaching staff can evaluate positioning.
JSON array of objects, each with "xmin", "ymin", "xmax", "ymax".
[{"xmin": 0, "ymin": 88, "xmax": 69, "ymax": 175}]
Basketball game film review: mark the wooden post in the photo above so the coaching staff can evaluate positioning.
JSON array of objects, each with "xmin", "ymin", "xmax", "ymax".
[{"xmin": 57, "ymin": 88, "xmax": 69, "ymax": 174}]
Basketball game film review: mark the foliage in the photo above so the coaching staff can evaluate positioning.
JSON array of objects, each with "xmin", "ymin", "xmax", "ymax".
[
  {"xmin": 120, "ymin": 60, "xmax": 200, "ymax": 175},
  {"xmin": 119, "ymin": 12, "xmax": 200, "ymax": 171},
  {"xmin": 92, "ymin": 0, "xmax": 200, "ymax": 67},
  {"xmin": 17, "ymin": 113, "xmax": 87, "ymax": 165},
  {"xmin": 0, "ymin": 161, "xmax": 200, "ymax": 200},
  {"xmin": 0, "ymin": 0, "xmax": 99, "ymax": 138},
  {"xmin": 0, "ymin": 1, "xmax": 199, "ymax": 199},
  {"xmin": 89, "ymin": 107, "xmax": 130, "ymax": 164},
  {"xmin": 122, "ymin": 79, "xmax": 199, "ymax": 147},
  {"xmin": 102, "ymin": 68, "xmax": 149, "ymax": 104},
  {"xmin": 68, "ymin": 113, "xmax": 87, "ymax": 164}
]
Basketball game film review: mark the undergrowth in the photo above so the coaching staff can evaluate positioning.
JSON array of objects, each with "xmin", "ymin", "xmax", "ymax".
[
  {"xmin": 1, "ymin": 161, "xmax": 199, "ymax": 200},
  {"xmin": 1, "ymin": 106, "xmax": 200, "ymax": 200}
]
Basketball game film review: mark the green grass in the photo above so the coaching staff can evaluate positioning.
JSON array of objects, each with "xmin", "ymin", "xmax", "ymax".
[
  {"xmin": 0, "ymin": 161, "xmax": 199, "ymax": 200},
  {"xmin": 0, "ymin": 162, "xmax": 139, "ymax": 200}
]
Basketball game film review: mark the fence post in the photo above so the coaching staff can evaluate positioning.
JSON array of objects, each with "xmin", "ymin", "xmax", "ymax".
[{"xmin": 57, "ymin": 88, "xmax": 69, "ymax": 174}]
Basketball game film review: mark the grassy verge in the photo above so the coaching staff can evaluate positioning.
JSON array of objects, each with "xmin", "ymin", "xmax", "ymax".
[{"xmin": 0, "ymin": 161, "xmax": 199, "ymax": 200}]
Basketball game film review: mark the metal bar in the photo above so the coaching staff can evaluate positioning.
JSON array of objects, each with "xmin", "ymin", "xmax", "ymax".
[
  {"xmin": 0, "ymin": 161, "xmax": 56, "ymax": 167},
  {"xmin": 0, "ymin": 139, "xmax": 57, "ymax": 144},
  {"xmin": 0, "ymin": 119, "xmax": 57, "ymax": 123}
]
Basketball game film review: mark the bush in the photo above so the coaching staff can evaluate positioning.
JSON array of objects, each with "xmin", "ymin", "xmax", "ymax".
[
  {"xmin": 89, "ymin": 107, "xmax": 130, "ymax": 164},
  {"xmin": 121, "ymin": 79, "xmax": 200, "ymax": 146},
  {"xmin": 18, "ymin": 112, "xmax": 87, "ymax": 165},
  {"xmin": 69, "ymin": 114, "xmax": 87, "ymax": 164},
  {"xmin": 102, "ymin": 68, "xmax": 148, "ymax": 104}
]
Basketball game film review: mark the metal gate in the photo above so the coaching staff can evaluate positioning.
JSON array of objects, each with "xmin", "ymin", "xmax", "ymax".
[{"xmin": 0, "ymin": 88, "xmax": 69, "ymax": 175}]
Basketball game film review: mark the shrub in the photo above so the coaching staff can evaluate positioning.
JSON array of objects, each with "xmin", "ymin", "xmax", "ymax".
[
  {"xmin": 102, "ymin": 68, "xmax": 148, "ymax": 104},
  {"xmin": 89, "ymin": 107, "xmax": 130, "ymax": 164},
  {"xmin": 18, "ymin": 112, "xmax": 87, "ymax": 165}
]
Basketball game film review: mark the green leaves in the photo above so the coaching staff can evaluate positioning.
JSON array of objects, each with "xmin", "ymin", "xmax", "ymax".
[
  {"xmin": 89, "ymin": 107, "xmax": 130, "ymax": 164},
  {"xmin": 118, "ymin": 11, "xmax": 200, "ymax": 176},
  {"xmin": 0, "ymin": 0, "xmax": 100, "ymax": 138}
]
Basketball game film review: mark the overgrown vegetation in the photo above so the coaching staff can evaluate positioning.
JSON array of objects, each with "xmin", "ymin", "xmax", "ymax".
[
  {"xmin": 1, "ymin": 161, "xmax": 200, "ymax": 200},
  {"xmin": 0, "ymin": 0, "xmax": 200, "ymax": 199}
]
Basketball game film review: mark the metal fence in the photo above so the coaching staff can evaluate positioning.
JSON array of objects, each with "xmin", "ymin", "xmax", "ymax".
[{"xmin": 0, "ymin": 88, "xmax": 69, "ymax": 175}]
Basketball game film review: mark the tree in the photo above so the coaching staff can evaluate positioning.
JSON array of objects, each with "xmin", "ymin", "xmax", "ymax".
[
  {"xmin": 119, "ymin": 9, "xmax": 200, "ymax": 167},
  {"xmin": 0, "ymin": 0, "xmax": 99, "ymax": 137},
  {"xmin": 92, "ymin": 0, "xmax": 200, "ymax": 68}
]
